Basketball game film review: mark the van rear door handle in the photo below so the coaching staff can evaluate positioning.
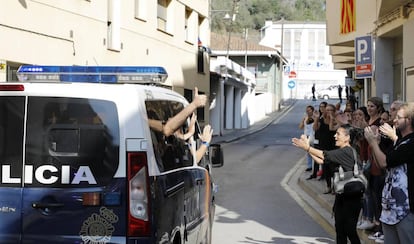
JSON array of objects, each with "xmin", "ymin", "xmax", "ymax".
[{"xmin": 32, "ymin": 202, "xmax": 65, "ymax": 209}]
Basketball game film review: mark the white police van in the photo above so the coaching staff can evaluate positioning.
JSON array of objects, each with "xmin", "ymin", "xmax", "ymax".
[{"xmin": 0, "ymin": 65, "xmax": 223, "ymax": 244}]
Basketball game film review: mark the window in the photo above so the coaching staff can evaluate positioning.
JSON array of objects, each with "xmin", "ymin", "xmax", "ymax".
[
  {"xmin": 293, "ymin": 30, "xmax": 302, "ymax": 60},
  {"xmin": 283, "ymin": 31, "xmax": 291, "ymax": 59},
  {"xmin": 134, "ymin": 0, "xmax": 147, "ymax": 20},
  {"xmin": 197, "ymin": 49, "xmax": 205, "ymax": 73},
  {"xmin": 157, "ymin": 0, "xmax": 170, "ymax": 32},
  {"xmin": 25, "ymin": 97, "xmax": 120, "ymax": 187},
  {"xmin": 0, "ymin": 97, "xmax": 25, "ymax": 187},
  {"xmin": 107, "ymin": 0, "xmax": 121, "ymax": 51},
  {"xmin": 317, "ymin": 31, "xmax": 326, "ymax": 60},
  {"xmin": 145, "ymin": 100, "xmax": 193, "ymax": 172},
  {"xmin": 185, "ymin": 8, "xmax": 192, "ymax": 42},
  {"xmin": 308, "ymin": 31, "xmax": 315, "ymax": 60},
  {"xmin": 247, "ymin": 65, "xmax": 257, "ymax": 78},
  {"xmin": 184, "ymin": 89, "xmax": 205, "ymax": 122},
  {"xmin": 198, "ymin": 15, "xmax": 207, "ymax": 46}
]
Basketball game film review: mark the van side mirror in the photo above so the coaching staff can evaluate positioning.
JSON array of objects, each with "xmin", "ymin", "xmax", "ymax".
[{"xmin": 209, "ymin": 144, "xmax": 223, "ymax": 167}]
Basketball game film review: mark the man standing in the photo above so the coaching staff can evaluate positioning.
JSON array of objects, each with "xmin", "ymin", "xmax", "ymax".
[
  {"xmin": 364, "ymin": 102, "xmax": 414, "ymax": 244},
  {"xmin": 338, "ymin": 85, "xmax": 343, "ymax": 103},
  {"xmin": 312, "ymin": 84, "xmax": 316, "ymax": 101}
]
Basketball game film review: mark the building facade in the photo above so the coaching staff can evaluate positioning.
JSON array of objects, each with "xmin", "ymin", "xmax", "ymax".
[
  {"xmin": 0, "ymin": 0, "xmax": 211, "ymax": 123},
  {"xmin": 326, "ymin": 0, "xmax": 414, "ymax": 106},
  {"xmin": 209, "ymin": 32, "xmax": 286, "ymax": 136},
  {"xmin": 260, "ymin": 20, "xmax": 347, "ymax": 100}
]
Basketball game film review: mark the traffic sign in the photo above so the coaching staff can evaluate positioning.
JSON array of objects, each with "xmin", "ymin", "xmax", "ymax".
[
  {"xmin": 355, "ymin": 35, "xmax": 372, "ymax": 78},
  {"xmin": 288, "ymin": 80, "xmax": 295, "ymax": 89},
  {"xmin": 283, "ymin": 65, "xmax": 290, "ymax": 75},
  {"xmin": 288, "ymin": 71, "xmax": 297, "ymax": 78}
]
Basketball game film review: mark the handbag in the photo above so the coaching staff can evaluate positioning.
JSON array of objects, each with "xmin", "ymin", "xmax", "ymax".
[{"xmin": 333, "ymin": 149, "xmax": 368, "ymax": 195}]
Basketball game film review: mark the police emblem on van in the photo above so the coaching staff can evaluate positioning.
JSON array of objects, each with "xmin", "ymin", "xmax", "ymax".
[{"xmin": 79, "ymin": 207, "xmax": 119, "ymax": 243}]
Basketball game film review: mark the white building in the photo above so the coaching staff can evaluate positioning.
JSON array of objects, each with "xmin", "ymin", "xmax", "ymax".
[
  {"xmin": 260, "ymin": 20, "xmax": 346, "ymax": 100},
  {"xmin": 0, "ymin": 0, "xmax": 211, "ymax": 123}
]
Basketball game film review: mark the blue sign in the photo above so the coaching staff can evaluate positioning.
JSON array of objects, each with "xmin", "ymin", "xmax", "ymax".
[
  {"xmin": 288, "ymin": 80, "xmax": 295, "ymax": 89},
  {"xmin": 355, "ymin": 36, "xmax": 373, "ymax": 78},
  {"xmin": 283, "ymin": 65, "xmax": 290, "ymax": 74}
]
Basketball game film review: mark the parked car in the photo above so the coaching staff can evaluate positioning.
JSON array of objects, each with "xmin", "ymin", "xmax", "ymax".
[
  {"xmin": 317, "ymin": 85, "xmax": 341, "ymax": 100},
  {"xmin": 0, "ymin": 65, "xmax": 223, "ymax": 244}
]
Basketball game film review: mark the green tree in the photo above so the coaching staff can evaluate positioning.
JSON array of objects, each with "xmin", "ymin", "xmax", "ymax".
[{"xmin": 210, "ymin": 0, "xmax": 326, "ymax": 34}]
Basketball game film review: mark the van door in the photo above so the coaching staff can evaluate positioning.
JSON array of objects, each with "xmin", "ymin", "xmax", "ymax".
[
  {"xmin": 21, "ymin": 97, "xmax": 124, "ymax": 243},
  {"xmin": 145, "ymin": 100, "xmax": 202, "ymax": 243},
  {"xmin": 0, "ymin": 96, "xmax": 25, "ymax": 243}
]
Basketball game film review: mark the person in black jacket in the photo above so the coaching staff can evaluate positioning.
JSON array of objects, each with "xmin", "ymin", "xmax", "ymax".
[
  {"xmin": 364, "ymin": 102, "xmax": 414, "ymax": 244},
  {"xmin": 292, "ymin": 124, "xmax": 363, "ymax": 244}
]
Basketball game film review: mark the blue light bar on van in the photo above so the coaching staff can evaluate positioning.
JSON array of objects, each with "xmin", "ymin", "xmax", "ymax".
[{"xmin": 16, "ymin": 65, "xmax": 168, "ymax": 84}]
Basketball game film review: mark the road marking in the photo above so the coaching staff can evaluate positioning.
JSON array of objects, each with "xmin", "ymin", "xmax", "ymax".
[{"xmin": 281, "ymin": 156, "xmax": 336, "ymax": 238}]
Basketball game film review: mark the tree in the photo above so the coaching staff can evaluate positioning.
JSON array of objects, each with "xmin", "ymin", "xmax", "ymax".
[{"xmin": 210, "ymin": 0, "xmax": 326, "ymax": 34}]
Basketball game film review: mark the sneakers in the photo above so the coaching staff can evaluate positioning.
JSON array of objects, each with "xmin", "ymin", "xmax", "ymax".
[
  {"xmin": 357, "ymin": 220, "xmax": 375, "ymax": 230},
  {"xmin": 368, "ymin": 231, "xmax": 384, "ymax": 243},
  {"xmin": 375, "ymin": 236, "xmax": 384, "ymax": 243}
]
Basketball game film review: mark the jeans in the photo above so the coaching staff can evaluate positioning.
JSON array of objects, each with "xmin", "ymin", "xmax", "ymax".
[
  {"xmin": 383, "ymin": 212, "xmax": 414, "ymax": 244},
  {"xmin": 369, "ymin": 174, "xmax": 385, "ymax": 223}
]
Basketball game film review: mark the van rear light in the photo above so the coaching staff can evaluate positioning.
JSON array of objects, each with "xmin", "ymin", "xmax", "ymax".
[
  {"xmin": 0, "ymin": 84, "xmax": 24, "ymax": 91},
  {"xmin": 127, "ymin": 152, "xmax": 151, "ymax": 237}
]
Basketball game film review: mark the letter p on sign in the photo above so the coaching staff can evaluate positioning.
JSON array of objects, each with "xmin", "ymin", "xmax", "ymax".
[{"xmin": 357, "ymin": 39, "xmax": 368, "ymax": 63}]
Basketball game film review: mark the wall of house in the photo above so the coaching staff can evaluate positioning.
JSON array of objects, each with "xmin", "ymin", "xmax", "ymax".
[
  {"xmin": 403, "ymin": 18, "xmax": 414, "ymax": 102},
  {"xmin": 0, "ymin": 0, "xmax": 210, "ymax": 121},
  {"xmin": 375, "ymin": 38, "xmax": 395, "ymax": 106}
]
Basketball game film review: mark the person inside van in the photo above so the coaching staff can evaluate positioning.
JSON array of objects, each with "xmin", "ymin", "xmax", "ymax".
[
  {"xmin": 147, "ymin": 87, "xmax": 212, "ymax": 166},
  {"xmin": 148, "ymin": 87, "xmax": 207, "ymax": 137}
]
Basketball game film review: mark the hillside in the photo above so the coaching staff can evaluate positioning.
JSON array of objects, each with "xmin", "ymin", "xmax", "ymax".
[{"xmin": 211, "ymin": 0, "xmax": 326, "ymax": 34}]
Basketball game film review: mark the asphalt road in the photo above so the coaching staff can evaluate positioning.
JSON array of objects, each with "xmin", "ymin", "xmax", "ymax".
[{"xmin": 211, "ymin": 99, "xmax": 336, "ymax": 244}]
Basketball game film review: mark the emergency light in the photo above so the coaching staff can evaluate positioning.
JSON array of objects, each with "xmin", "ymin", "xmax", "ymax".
[{"xmin": 16, "ymin": 65, "xmax": 168, "ymax": 84}]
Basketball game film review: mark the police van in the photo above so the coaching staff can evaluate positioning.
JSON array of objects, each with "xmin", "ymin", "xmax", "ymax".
[{"xmin": 0, "ymin": 65, "xmax": 223, "ymax": 244}]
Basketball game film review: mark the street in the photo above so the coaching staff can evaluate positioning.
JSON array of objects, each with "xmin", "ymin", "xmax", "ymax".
[{"xmin": 211, "ymin": 99, "xmax": 335, "ymax": 244}]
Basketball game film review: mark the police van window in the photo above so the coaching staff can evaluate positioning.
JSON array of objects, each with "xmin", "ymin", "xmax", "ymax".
[
  {"xmin": 25, "ymin": 97, "xmax": 120, "ymax": 187},
  {"xmin": 0, "ymin": 97, "xmax": 25, "ymax": 187},
  {"xmin": 184, "ymin": 88, "xmax": 205, "ymax": 122},
  {"xmin": 145, "ymin": 100, "xmax": 193, "ymax": 172}
]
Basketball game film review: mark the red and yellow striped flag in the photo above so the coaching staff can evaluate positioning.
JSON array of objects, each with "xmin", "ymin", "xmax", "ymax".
[{"xmin": 340, "ymin": 0, "xmax": 356, "ymax": 34}]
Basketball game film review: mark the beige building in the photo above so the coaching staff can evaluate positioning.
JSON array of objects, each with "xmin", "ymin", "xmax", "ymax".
[
  {"xmin": 326, "ymin": 0, "xmax": 414, "ymax": 106},
  {"xmin": 0, "ymin": 0, "xmax": 211, "ymax": 123}
]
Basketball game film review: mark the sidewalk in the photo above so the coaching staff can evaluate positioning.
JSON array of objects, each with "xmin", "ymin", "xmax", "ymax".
[
  {"xmin": 211, "ymin": 101, "xmax": 374, "ymax": 243},
  {"xmin": 211, "ymin": 101, "xmax": 294, "ymax": 144}
]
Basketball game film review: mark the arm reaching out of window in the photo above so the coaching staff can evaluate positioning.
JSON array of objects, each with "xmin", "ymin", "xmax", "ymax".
[
  {"xmin": 163, "ymin": 87, "xmax": 207, "ymax": 136},
  {"xmin": 196, "ymin": 124, "xmax": 213, "ymax": 164}
]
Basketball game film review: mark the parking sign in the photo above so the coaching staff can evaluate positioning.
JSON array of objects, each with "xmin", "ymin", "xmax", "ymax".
[{"xmin": 355, "ymin": 36, "xmax": 372, "ymax": 79}]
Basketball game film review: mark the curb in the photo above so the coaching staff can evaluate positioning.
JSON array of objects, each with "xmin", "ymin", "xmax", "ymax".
[{"xmin": 297, "ymin": 163, "xmax": 374, "ymax": 243}]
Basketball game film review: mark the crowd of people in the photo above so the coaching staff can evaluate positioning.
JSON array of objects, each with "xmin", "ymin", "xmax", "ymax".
[{"xmin": 293, "ymin": 96, "xmax": 414, "ymax": 244}]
